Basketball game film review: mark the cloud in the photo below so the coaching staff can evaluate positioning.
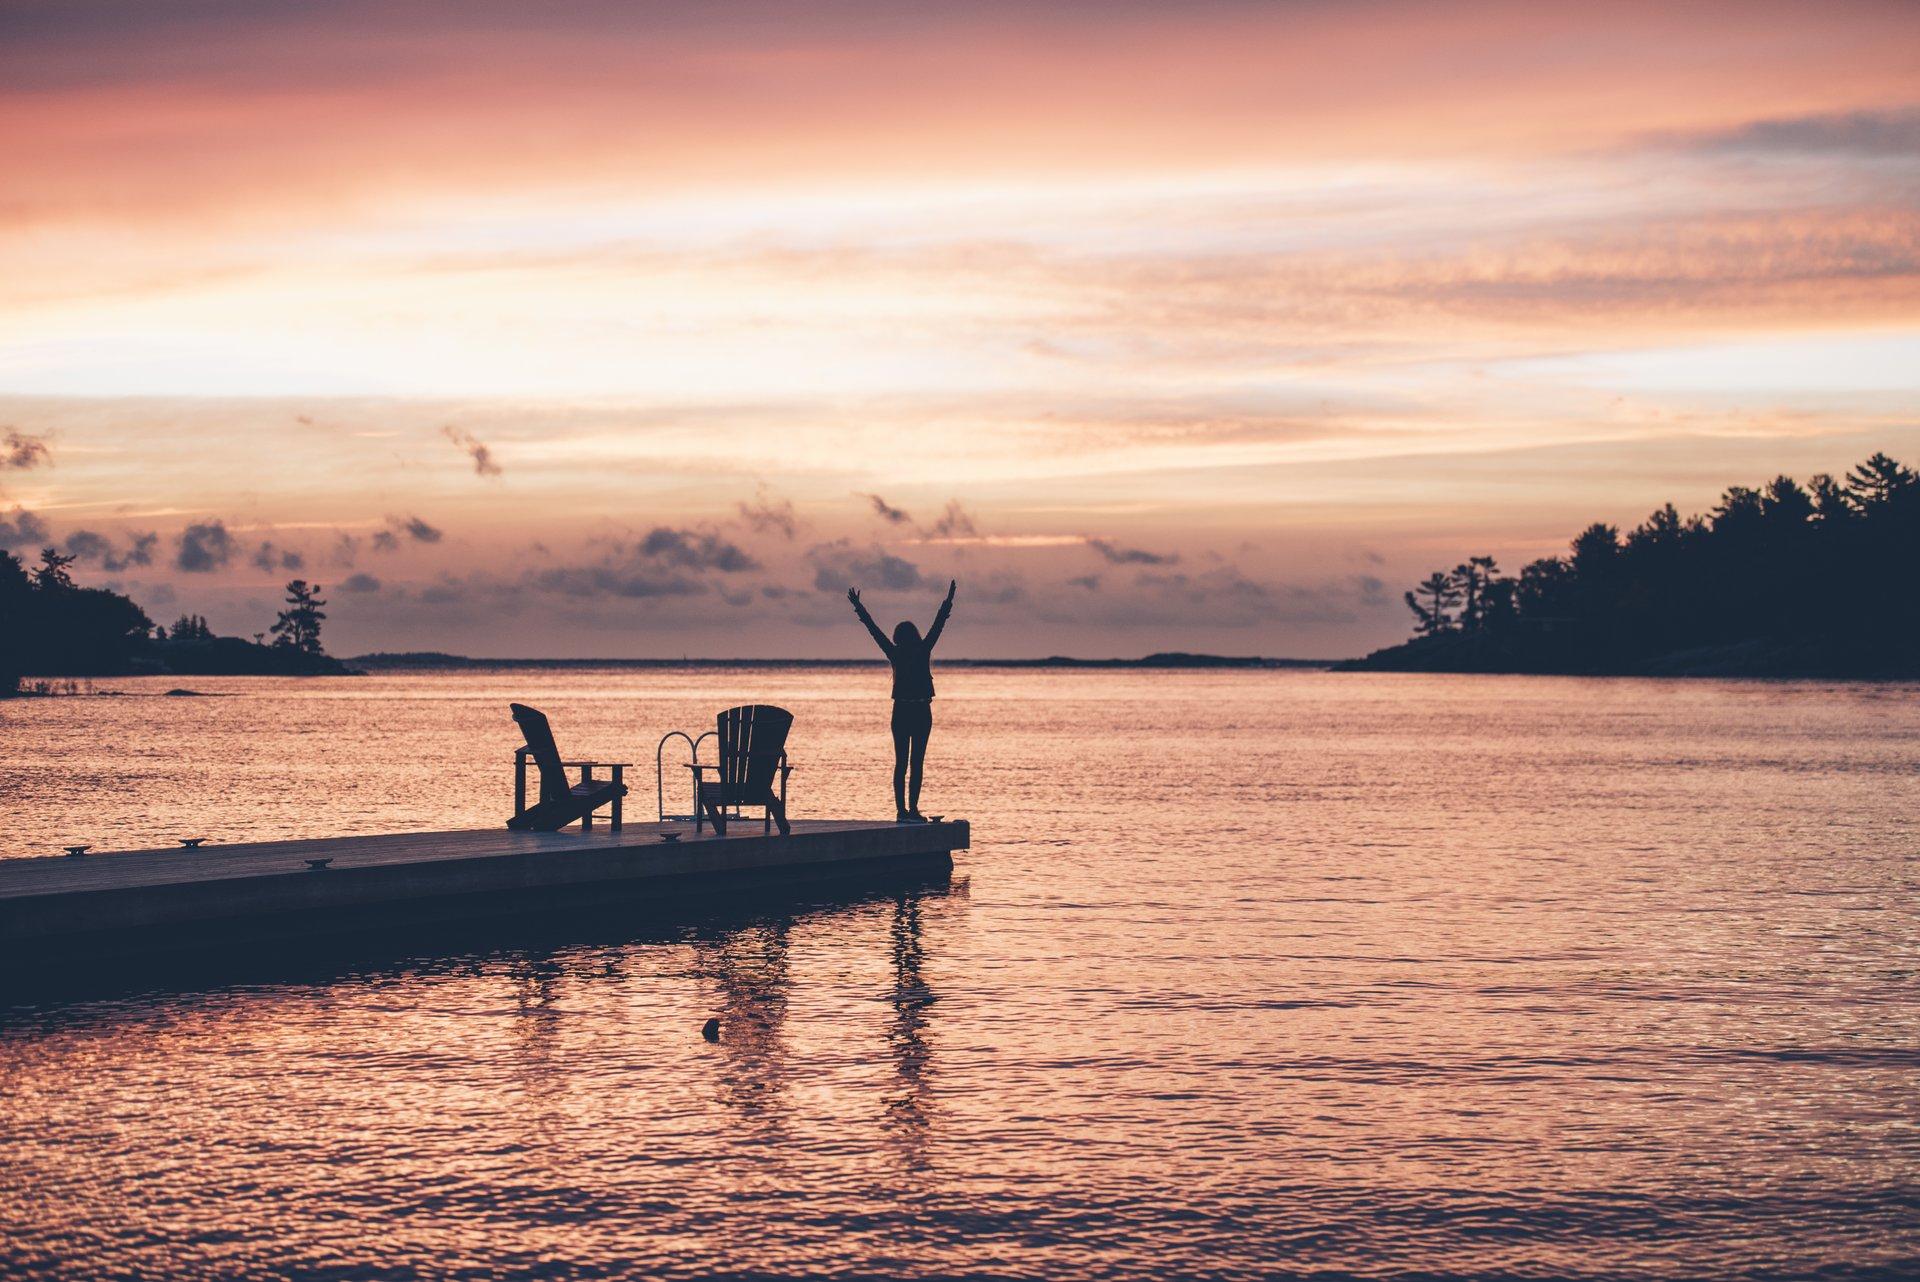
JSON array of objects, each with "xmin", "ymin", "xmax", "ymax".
[
  {"xmin": 736, "ymin": 489, "xmax": 798, "ymax": 539},
  {"xmin": 530, "ymin": 565, "xmax": 703, "ymax": 599},
  {"xmin": 442, "ymin": 424, "xmax": 502, "ymax": 476},
  {"xmin": 638, "ymin": 526, "xmax": 759, "ymax": 572},
  {"xmin": 66, "ymin": 528, "xmax": 158, "ymax": 572},
  {"xmin": 1088, "ymin": 537, "xmax": 1178, "ymax": 566},
  {"xmin": 1068, "ymin": 573, "xmax": 1102, "ymax": 590},
  {"xmin": 373, "ymin": 514, "xmax": 443, "ymax": 552},
  {"xmin": 0, "ymin": 506, "xmax": 51, "ymax": 550},
  {"xmin": 927, "ymin": 500, "xmax": 979, "ymax": 539},
  {"xmin": 251, "ymin": 541, "xmax": 305, "ymax": 573},
  {"xmin": 862, "ymin": 493, "xmax": 913, "ymax": 525},
  {"xmin": 968, "ymin": 571, "xmax": 1028, "ymax": 605},
  {"xmin": 507, "ymin": 523, "xmax": 759, "ymax": 602},
  {"xmin": 1117, "ymin": 568, "xmax": 1392, "ymax": 625},
  {"xmin": 807, "ymin": 538, "xmax": 927, "ymax": 593},
  {"xmin": 174, "ymin": 519, "xmax": 235, "ymax": 572},
  {"xmin": 1671, "ymin": 107, "xmax": 1920, "ymax": 159},
  {"xmin": 2, "ymin": 429, "xmax": 51, "ymax": 471},
  {"xmin": 854, "ymin": 493, "xmax": 984, "ymax": 542},
  {"xmin": 340, "ymin": 572, "xmax": 381, "ymax": 592},
  {"xmin": 62, "ymin": 529, "xmax": 109, "ymax": 561}
]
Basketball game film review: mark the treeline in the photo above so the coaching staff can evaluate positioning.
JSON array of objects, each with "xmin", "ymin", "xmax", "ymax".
[
  {"xmin": 1, "ymin": 548, "xmax": 350, "ymax": 695},
  {"xmin": 1348, "ymin": 452, "xmax": 1919, "ymax": 677}
]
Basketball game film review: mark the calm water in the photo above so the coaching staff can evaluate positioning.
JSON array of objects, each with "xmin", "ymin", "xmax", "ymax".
[{"xmin": 2, "ymin": 668, "xmax": 1917, "ymax": 1280}]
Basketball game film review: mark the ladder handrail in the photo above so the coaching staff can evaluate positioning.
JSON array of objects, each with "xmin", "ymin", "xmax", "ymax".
[
  {"xmin": 656, "ymin": 730, "xmax": 695, "ymax": 822},
  {"xmin": 655, "ymin": 729, "xmax": 721, "ymax": 821}
]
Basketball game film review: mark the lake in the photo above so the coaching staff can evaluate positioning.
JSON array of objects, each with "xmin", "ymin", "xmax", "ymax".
[{"xmin": 2, "ymin": 668, "xmax": 1917, "ymax": 1280}]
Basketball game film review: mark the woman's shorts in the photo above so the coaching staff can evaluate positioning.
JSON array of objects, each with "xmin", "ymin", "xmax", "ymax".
[{"xmin": 891, "ymin": 699, "xmax": 932, "ymax": 738}]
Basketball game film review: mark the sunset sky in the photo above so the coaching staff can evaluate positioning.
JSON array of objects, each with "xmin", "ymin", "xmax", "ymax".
[{"xmin": 2, "ymin": 0, "xmax": 1916, "ymax": 657}]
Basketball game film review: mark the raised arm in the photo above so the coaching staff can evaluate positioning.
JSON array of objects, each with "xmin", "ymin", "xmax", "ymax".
[
  {"xmin": 847, "ymin": 587, "xmax": 895, "ymax": 657},
  {"xmin": 925, "ymin": 579, "xmax": 957, "ymax": 649}
]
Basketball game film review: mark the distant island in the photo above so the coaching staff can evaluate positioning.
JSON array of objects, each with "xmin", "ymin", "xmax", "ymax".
[
  {"xmin": 1342, "ymin": 451, "xmax": 1919, "ymax": 679},
  {"xmin": 0, "ymin": 549, "xmax": 354, "ymax": 696},
  {"xmin": 351, "ymin": 651, "xmax": 1324, "ymax": 670}
]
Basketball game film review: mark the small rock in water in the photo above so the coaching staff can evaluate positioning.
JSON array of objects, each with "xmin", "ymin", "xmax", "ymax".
[{"xmin": 701, "ymin": 1018, "xmax": 720, "ymax": 1042}]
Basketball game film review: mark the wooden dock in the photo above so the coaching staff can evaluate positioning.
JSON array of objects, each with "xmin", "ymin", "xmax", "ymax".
[{"xmin": 0, "ymin": 818, "xmax": 968, "ymax": 962}]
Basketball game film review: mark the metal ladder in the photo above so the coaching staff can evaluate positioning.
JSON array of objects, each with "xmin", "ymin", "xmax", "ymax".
[{"xmin": 655, "ymin": 729, "xmax": 715, "ymax": 822}]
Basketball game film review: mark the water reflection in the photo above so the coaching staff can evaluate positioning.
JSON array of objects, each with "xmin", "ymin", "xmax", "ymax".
[
  {"xmin": 692, "ymin": 920, "xmax": 795, "ymax": 1141},
  {"xmin": 0, "ymin": 868, "xmax": 956, "ymax": 1032},
  {"xmin": 507, "ymin": 955, "xmax": 567, "ymax": 1141},
  {"xmin": 15, "ymin": 669, "xmax": 1916, "ymax": 1279},
  {"xmin": 885, "ymin": 892, "xmax": 937, "ymax": 1169}
]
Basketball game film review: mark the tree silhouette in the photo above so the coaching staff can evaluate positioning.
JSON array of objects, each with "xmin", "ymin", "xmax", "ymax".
[
  {"xmin": 167, "ymin": 614, "xmax": 214, "ymax": 642},
  {"xmin": 2, "ymin": 557, "xmax": 350, "ymax": 689},
  {"xmin": 1405, "ymin": 571, "xmax": 1460, "ymax": 635},
  {"xmin": 33, "ymin": 547, "xmax": 76, "ymax": 593},
  {"xmin": 1450, "ymin": 555, "xmax": 1499, "ymax": 631},
  {"xmin": 1, "ymin": 548, "xmax": 152, "ymax": 687},
  {"xmin": 1844, "ymin": 452, "xmax": 1915, "ymax": 511},
  {"xmin": 1389, "ymin": 451, "xmax": 1918, "ymax": 674},
  {"xmin": 0, "ymin": 552, "xmax": 29, "ymax": 695},
  {"xmin": 269, "ymin": 580, "xmax": 328, "ymax": 654}
]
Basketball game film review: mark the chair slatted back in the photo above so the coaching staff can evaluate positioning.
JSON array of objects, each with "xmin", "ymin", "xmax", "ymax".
[
  {"xmin": 716, "ymin": 705, "xmax": 793, "ymax": 801},
  {"xmin": 510, "ymin": 703, "xmax": 570, "ymax": 804}
]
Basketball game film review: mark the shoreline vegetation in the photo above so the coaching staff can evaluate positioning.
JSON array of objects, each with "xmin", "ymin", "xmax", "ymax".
[
  {"xmin": 1341, "ymin": 451, "xmax": 1919, "ymax": 679},
  {"xmin": 1, "ymin": 552, "xmax": 354, "ymax": 696}
]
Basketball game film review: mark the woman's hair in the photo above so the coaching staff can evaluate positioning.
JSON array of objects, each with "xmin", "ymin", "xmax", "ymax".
[{"xmin": 893, "ymin": 620, "xmax": 922, "ymax": 646}]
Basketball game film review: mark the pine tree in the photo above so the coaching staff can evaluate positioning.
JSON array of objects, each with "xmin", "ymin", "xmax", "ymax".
[
  {"xmin": 1404, "ymin": 571, "xmax": 1460, "ymax": 635},
  {"xmin": 269, "ymin": 580, "xmax": 327, "ymax": 655},
  {"xmin": 1451, "ymin": 556, "xmax": 1499, "ymax": 631},
  {"xmin": 33, "ymin": 547, "xmax": 76, "ymax": 592},
  {"xmin": 1844, "ymin": 452, "xmax": 1916, "ymax": 512}
]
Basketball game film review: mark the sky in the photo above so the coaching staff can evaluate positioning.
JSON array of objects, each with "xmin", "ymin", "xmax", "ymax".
[{"xmin": 1, "ymin": 0, "xmax": 1916, "ymax": 658}]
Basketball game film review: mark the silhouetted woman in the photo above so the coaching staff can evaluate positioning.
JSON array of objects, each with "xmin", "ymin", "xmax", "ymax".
[{"xmin": 848, "ymin": 579, "xmax": 956, "ymax": 823}]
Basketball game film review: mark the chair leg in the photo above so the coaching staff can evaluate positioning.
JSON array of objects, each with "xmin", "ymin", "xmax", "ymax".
[
  {"xmin": 700, "ymin": 792, "xmax": 728, "ymax": 836},
  {"xmin": 766, "ymin": 797, "xmax": 790, "ymax": 837}
]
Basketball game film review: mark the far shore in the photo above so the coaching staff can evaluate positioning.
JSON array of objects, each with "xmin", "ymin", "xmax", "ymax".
[{"xmin": 348, "ymin": 651, "xmax": 1333, "ymax": 671}]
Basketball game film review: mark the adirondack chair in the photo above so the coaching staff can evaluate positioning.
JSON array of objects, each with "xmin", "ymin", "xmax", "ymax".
[
  {"xmin": 506, "ymin": 702, "xmax": 630, "ymax": 832},
  {"xmin": 690, "ymin": 705, "xmax": 794, "ymax": 836}
]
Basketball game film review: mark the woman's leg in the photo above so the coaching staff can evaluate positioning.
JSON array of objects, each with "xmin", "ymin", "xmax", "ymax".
[
  {"xmin": 907, "ymin": 704, "xmax": 932, "ymax": 814},
  {"xmin": 890, "ymin": 703, "xmax": 912, "ymax": 816}
]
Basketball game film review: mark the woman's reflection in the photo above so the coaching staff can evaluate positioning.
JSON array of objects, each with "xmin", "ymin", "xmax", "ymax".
[{"xmin": 884, "ymin": 891, "xmax": 937, "ymax": 1169}]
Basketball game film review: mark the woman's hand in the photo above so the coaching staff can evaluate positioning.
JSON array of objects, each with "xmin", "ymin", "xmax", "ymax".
[{"xmin": 847, "ymin": 587, "xmax": 862, "ymax": 608}]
